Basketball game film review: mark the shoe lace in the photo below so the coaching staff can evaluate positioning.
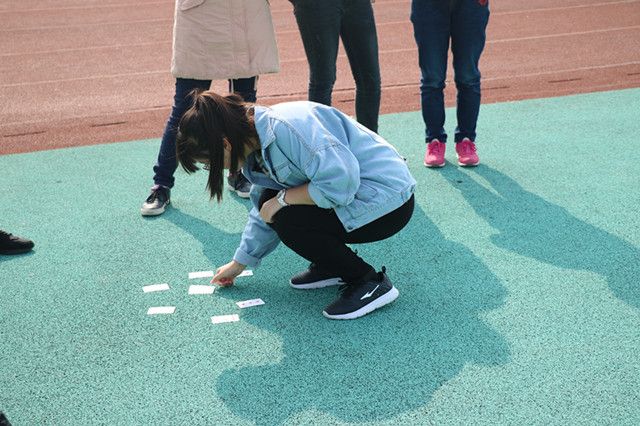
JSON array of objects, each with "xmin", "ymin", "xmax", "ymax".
[
  {"xmin": 146, "ymin": 188, "xmax": 166, "ymax": 203},
  {"xmin": 235, "ymin": 173, "xmax": 251, "ymax": 191},
  {"xmin": 427, "ymin": 141, "xmax": 442, "ymax": 155},
  {"xmin": 461, "ymin": 140, "xmax": 476, "ymax": 154},
  {"xmin": 337, "ymin": 266, "xmax": 386, "ymax": 298},
  {"xmin": 337, "ymin": 283, "xmax": 358, "ymax": 299}
]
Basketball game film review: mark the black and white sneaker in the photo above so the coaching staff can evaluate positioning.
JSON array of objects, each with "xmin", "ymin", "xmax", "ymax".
[
  {"xmin": 290, "ymin": 263, "xmax": 344, "ymax": 290},
  {"xmin": 0, "ymin": 230, "xmax": 34, "ymax": 255},
  {"xmin": 141, "ymin": 186, "xmax": 170, "ymax": 216},
  {"xmin": 323, "ymin": 267, "xmax": 399, "ymax": 320},
  {"xmin": 227, "ymin": 171, "xmax": 251, "ymax": 198}
]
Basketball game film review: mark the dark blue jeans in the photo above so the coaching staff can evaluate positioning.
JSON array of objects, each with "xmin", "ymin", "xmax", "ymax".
[
  {"xmin": 260, "ymin": 189, "xmax": 415, "ymax": 282},
  {"xmin": 411, "ymin": 0, "xmax": 489, "ymax": 143},
  {"xmin": 153, "ymin": 77, "xmax": 257, "ymax": 188},
  {"xmin": 290, "ymin": 0, "xmax": 381, "ymax": 132}
]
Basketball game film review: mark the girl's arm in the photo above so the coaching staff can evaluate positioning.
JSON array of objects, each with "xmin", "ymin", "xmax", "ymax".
[
  {"xmin": 259, "ymin": 183, "xmax": 315, "ymax": 223},
  {"xmin": 282, "ymin": 183, "xmax": 314, "ymax": 205}
]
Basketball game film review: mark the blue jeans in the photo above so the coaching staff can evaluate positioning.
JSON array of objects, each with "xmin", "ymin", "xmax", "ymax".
[
  {"xmin": 153, "ymin": 77, "xmax": 257, "ymax": 188},
  {"xmin": 411, "ymin": 0, "xmax": 489, "ymax": 143},
  {"xmin": 290, "ymin": 0, "xmax": 381, "ymax": 132}
]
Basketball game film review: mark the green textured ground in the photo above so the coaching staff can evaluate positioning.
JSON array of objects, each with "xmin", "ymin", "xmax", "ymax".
[{"xmin": 1, "ymin": 89, "xmax": 639, "ymax": 425}]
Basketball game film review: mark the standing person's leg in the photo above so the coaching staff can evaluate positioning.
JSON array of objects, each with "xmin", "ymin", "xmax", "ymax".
[
  {"xmin": 340, "ymin": 0, "xmax": 381, "ymax": 133},
  {"xmin": 229, "ymin": 76, "xmax": 258, "ymax": 103},
  {"xmin": 142, "ymin": 78, "xmax": 211, "ymax": 216},
  {"xmin": 227, "ymin": 76, "xmax": 259, "ymax": 198},
  {"xmin": 290, "ymin": 0, "xmax": 342, "ymax": 106},
  {"xmin": 260, "ymin": 190, "xmax": 415, "ymax": 319},
  {"xmin": 153, "ymin": 78, "xmax": 212, "ymax": 188},
  {"xmin": 451, "ymin": 0, "xmax": 489, "ymax": 166},
  {"xmin": 411, "ymin": 0, "xmax": 451, "ymax": 167}
]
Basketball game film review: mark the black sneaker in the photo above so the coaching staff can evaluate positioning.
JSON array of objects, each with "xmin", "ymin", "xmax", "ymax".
[
  {"xmin": 0, "ymin": 411, "xmax": 12, "ymax": 426},
  {"xmin": 290, "ymin": 263, "xmax": 344, "ymax": 290},
  {"xmin": 141, "ymin": 186, "xmax": 170, "ymax": 216},
  {"xmin": 227, "ymin": 171, "xmax": 251, "ymax": 198},
  {"xmin": 323, "ymin": 267, "xmax": 399, "ymax": 320},
  {"xmin": 0, "ymin": 230, "xmax": 34, "ymax": 255}
]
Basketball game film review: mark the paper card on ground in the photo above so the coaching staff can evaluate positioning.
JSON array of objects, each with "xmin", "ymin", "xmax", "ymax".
[
  {"xmin": 188, "ymin": 285, "xmax": 215, "ymax": 295},
  {"xmin": 147, "ymin": 306, "xmax": 176, "ymax": 315},
  {"xmin": 237, "ymin": 270, "xmax": 253, "ymax": 277},
  {"xmin": 143, "ymin": 283, "xmax": 170, "ymax": 293},
  {"xmin": 189, "ymin": 270, "xmax": 214, "ymax": 279},
  {"xmin": 236, "ymin": 298, "xmax": 265, "ymax": 309},
  {"xmin": 211, "ymin": 314, "xmax": 240, "ymax": 324}
]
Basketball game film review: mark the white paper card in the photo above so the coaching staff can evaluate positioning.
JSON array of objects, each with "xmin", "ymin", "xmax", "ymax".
[
  {"xmin": 237, "ymin": 270, "xmax": 254, "ymax": 277},
  {"xmin": 236, "ymin": 298, "xmax": 265, "ymax": 309},
  {"xmin": 189, "ymin": 270, "xmax": 214, "ymax": 279},
  {"xmin": 143, "ymin": 283, "xmax": 170, "ymax": 293},
  {"xmin": 211, "ymin": 314, "xmax": 240, "ymax": 324},
  {"xmin": 188, "ymin": 285, "xmax": 215, "ymax": 295},
  {"xmin": 147, "ymin": 306, "xmax": 176, "ymax": 315}
]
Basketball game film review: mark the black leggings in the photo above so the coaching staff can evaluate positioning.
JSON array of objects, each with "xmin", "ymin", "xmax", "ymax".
[{"xmin": 260, "ymin": 189, "xmax": 414, "ymax": 282}]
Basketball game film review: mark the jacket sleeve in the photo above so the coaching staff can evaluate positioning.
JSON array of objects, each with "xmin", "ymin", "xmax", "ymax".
[
  {"xmin": 274, "ymin": 122, "xmax": 361, "ymax": 209},
  {"xmin": 233, "ymin": 185, "xmax": 281, "ymax": 267}
]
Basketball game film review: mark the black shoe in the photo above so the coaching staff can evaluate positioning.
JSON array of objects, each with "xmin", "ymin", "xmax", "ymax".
[
  {"xmin": 227, "ymin": 171, "xmax": 251, "ymax": 198},
  {"xmin": 0, "ymin": 411, "xmax": 12, "ymax": 426},
  {"xmin": 323, "ymin": 267, "xmax": 399, "ymax": 320},
  {"xmin": 290, "ymin": 263, "xmax": 344, "ymax": 290},
  {"xmin": 0, "ymin": 230, "xmax": 34, "ymax": 255},
  {"xmin": 141, "ymin": 186, "xmax": 170, "ymax": 216}
]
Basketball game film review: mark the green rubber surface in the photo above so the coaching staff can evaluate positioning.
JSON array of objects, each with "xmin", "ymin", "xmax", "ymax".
[{"xmin": 1, "ymin": 89, "xmax": 639, "ymax": 425}]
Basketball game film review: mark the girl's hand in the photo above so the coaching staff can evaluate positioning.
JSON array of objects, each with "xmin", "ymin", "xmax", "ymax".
[
  {"xmin": 211, "ymin": 260, "xmax": 246, "ymax": 287},
  {"xmin": 259, "ymin": 196, "xmax": 284, "ymax": 223}
]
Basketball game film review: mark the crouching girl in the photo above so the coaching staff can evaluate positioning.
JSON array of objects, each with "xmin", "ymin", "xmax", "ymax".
[{"xmin": 176, "ymin": 91, "xmax": 416, "ymax": 319}]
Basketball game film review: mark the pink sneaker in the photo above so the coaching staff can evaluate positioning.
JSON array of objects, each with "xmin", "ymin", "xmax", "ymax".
[
  {"xmin": 455, "ymin": 138, "xmax": 480, "ymax": 166},
  {"xmin": 424, "ymin": 139, "xmax": 446, "ymax": 167}
]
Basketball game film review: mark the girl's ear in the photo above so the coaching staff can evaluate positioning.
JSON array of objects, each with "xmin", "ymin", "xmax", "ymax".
[{"xmin": 223, "ymin": 138, "xmax": 231, "ymax": 153}]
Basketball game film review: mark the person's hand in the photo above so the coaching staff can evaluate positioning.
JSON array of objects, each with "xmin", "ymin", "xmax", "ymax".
[
  {"xmin": 259, "ymin": 196, "xmax": 284, "ymax": 223},
  {"xmin": 211, "ymin": 260, "xmax": 246, "ymax": 287}
]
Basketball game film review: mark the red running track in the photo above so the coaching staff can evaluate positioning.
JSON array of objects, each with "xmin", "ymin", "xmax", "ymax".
[{"xmin": 1, "ymin": 0, "xmax": 639, "ymax": 154}]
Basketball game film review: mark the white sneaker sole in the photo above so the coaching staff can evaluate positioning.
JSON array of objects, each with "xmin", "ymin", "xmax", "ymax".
[
  {"xmin": 228, "ymin": 186, "xmax": 250, "ymax": 199},
  {"xmin": 456, "ymin": 155, "xmax": 479, "ymax": 167},
  {"xmin": 290, "ymin": 277, "xmax": 344, "ymax": 290},
  {"xmin": 424, "ymin": 161, "xmax": 445, "ymax": 168},
  {"xmin": 140, "ymin": 200, "xmax": 169, "ymax": 216},
  {"xmin": 322, "ymin": 286, "xmax": 399, "ymax": 320}
]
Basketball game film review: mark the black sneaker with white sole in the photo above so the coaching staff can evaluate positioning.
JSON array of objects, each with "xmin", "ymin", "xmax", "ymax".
[
  {"xmin": 141, "ymin": 186, "xmax": 170, "ymax": 216},
  {"xmin": 227, "ymin": 171, "xmax": 251, "ymax": 198},
  {"xmin": 290, "ymin": 263, "xmax": 344, "ymax": 289},
  {"xmin": 323, "ymin": 267, "xmax": 399, "ymax": 320}
]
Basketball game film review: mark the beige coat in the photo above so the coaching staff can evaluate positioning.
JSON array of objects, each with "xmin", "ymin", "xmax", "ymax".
[{"xmin": 171, "ymin": 0, "xmax": 280, "ymax": 80}]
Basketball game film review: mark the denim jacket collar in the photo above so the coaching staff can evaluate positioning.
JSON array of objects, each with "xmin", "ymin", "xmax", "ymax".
[{"xmin": 241, "ymin": 106, "xmax": 286, "ymax": 190}]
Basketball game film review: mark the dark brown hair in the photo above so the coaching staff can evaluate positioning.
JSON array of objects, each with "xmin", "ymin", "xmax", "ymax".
[{"xmin": 176, "ymin": 90, "xmax": 256, "ymax": 201}]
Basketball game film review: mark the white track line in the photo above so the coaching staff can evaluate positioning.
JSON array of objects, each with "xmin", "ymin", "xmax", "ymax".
[
  {"xmin": 0, "ymin": 41, "xmax": 169, "ymax": 58},
  {"xmin": 1, "ymin": 18, "xmax": 170, "ymax": 32},
  {"xmin": 0, "ymin": 1, "xmax": 170, "ymax": 14},
  {"xmin": 3, "ymin": 58, "xmax": 640, "ymax": 92}
]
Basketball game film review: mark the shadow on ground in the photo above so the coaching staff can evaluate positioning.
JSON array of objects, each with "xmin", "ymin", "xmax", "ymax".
[
  {"xmin": 441, "ymin": 165, "xmax": 639, "ymax": 311},
  {"xmin": 166, "ymin": 198, "xmax": 510, "ymax": 423}
]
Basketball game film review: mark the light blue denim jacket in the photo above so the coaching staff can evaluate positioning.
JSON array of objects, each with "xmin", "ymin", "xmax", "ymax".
[{"xmin": 233, "ymin": 101, "xmax": 416, "ymax": 267}]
